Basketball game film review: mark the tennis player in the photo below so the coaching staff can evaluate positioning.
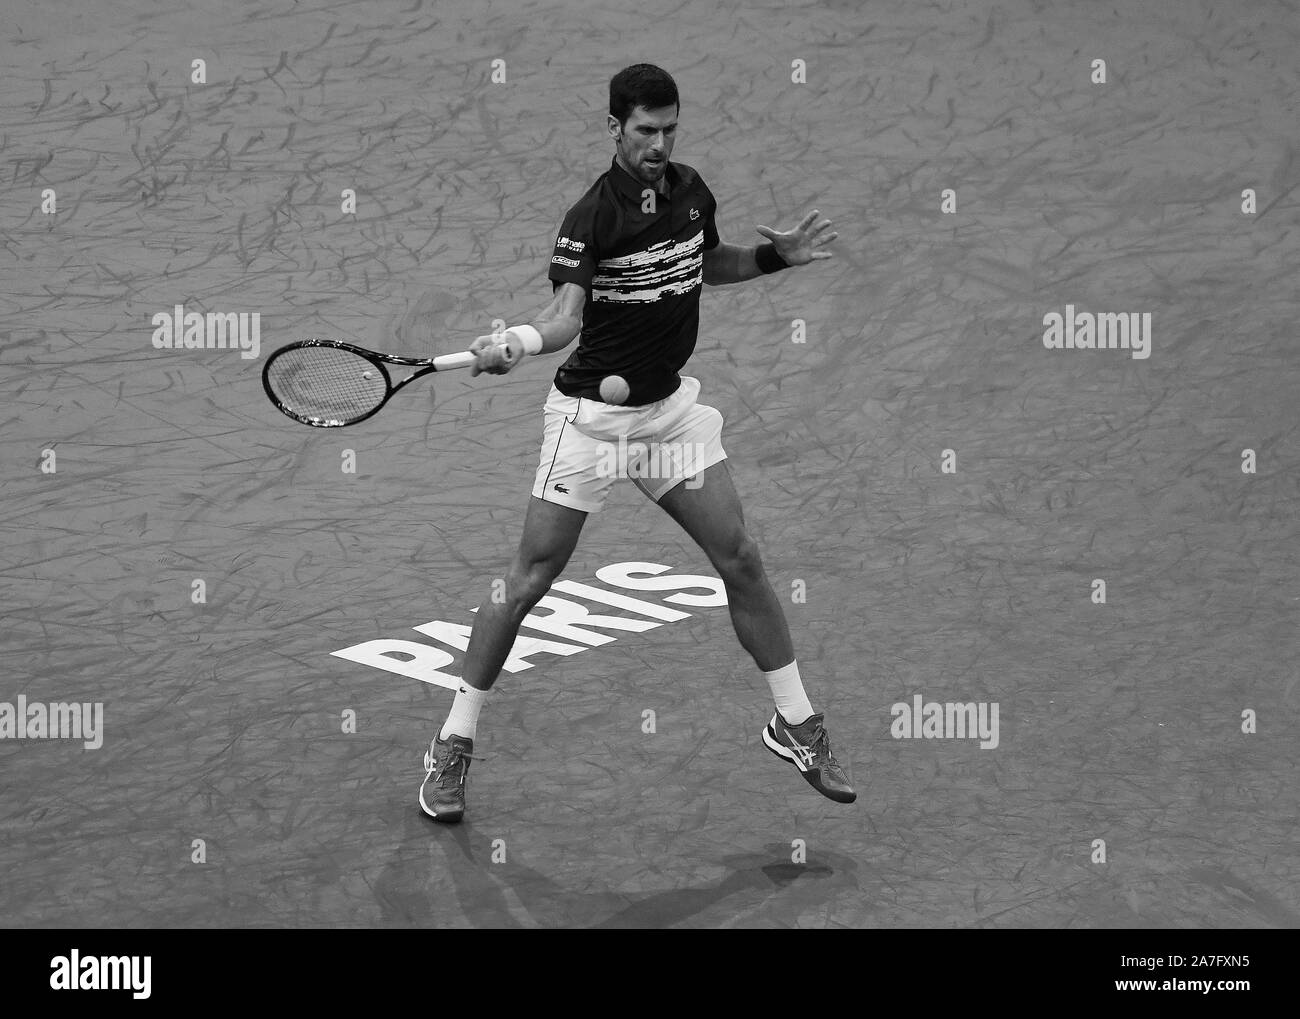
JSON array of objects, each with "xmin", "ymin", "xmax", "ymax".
[{"xmin": 420, "ymin": 64, "xmax": 853, "ymax": 822}]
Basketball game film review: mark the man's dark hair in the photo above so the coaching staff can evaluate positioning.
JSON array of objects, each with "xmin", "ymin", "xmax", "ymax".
[{"xmin": 609, "ymin": 64, "xmax": 680, "ymax": 128}]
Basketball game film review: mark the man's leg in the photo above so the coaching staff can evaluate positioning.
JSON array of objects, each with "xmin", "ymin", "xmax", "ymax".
[
  {"xmin": 654, "ymin": 462, "xmax": 856, "ymax": 803},
  {"xmin": 420, "ymin": 495, "xmax": 587, "ymax": 822},
  {"xmin": 460, "ymin": 495, "xmax": 589, "ymax": 693},
  {"xmin": 655, "ymin": 462, "xmax": 793, "ymax": 672}
]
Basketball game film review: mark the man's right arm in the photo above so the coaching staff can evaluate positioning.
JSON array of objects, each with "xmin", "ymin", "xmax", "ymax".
[
  {"xmin": 529, "ymin": 282, "xmax": 586, "ymax": 353},
  {"xmin": 469, "ymin": 282, "xmax": 585, "ymax": 375}
]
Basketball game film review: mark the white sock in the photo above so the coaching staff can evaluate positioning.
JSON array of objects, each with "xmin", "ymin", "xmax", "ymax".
[
  {"xmin": 439, "ymin": 684, "xmax": 488, "ymax": 741},
  {"xmin": 763, "ymin": 660, "xmax": 814, "ymax": 725}
]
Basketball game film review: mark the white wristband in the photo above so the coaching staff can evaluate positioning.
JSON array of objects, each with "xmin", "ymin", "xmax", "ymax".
[{"xmin": 506, "ymin": 324, "xmax": 544, "ymax": 356}]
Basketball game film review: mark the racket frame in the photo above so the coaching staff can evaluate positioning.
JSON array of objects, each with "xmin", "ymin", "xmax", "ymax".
[{"xmin": 262, "ymin": 338, "xmax": 475, "ymax": 428}]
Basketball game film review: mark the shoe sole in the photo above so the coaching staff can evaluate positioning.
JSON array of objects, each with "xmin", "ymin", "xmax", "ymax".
[
  {"xmin": 762, "ymin": 721, "xmax": 857, "ymax": 804},
  {"xmin": 418, "ymin": 795, "xmax": 464, "ymax": 823}
]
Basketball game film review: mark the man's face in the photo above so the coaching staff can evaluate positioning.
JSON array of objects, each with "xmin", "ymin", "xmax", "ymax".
[{"xmin": 609, "ymin": 104, "xmax": 678, "ymax": 186}]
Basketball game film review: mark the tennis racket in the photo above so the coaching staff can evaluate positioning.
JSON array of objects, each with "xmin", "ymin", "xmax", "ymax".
[{"xmin": 262, "ymin": 339, "xmax": 479, "ymax": 427}]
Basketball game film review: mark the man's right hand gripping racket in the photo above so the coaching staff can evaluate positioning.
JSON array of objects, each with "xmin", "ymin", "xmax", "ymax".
[{"xmin": 262, "ymin": 339, "xmax": 479, "ymax": 427}]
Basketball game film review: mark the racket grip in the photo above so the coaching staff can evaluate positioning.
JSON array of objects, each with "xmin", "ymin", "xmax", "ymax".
[{"xmin": 434, "ymin": 350, "xmax": 478, "ymax": 372}]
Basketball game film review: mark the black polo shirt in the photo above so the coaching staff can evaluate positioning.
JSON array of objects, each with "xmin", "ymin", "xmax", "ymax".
[{"xmin": 547, "ymin": 156, "xmax": 720, "ymax": 406}]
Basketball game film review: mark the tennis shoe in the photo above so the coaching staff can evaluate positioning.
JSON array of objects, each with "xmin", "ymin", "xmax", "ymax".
[
  {"xmin": 762, "ymin": 711, "xmax": 856, "ymax": 803},
  {"xmin": 419, "ymin": 733, "xmax": 475, "ymax": 823}
]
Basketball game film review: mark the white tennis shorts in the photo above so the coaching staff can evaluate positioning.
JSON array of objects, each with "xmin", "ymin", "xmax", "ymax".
[{"xmin": 531, "ymin": 376, "xmax": 727, "ymax": 512}]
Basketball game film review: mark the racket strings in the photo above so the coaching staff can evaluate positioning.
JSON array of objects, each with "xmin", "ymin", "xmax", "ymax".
[{"xmin": 265, "ymin": 347, "xmax": 388, "ymax": 424}]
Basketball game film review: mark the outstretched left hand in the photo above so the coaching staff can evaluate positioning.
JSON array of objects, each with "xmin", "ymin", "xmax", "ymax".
[{"xmin": 755, "ymin": 209, "xmax": 839, "ymax": 266}]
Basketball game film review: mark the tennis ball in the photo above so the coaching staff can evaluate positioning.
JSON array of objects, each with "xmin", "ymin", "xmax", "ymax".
[{"xmin": 599, "ymin": 375, "xmax": 630, "ymax": 405}]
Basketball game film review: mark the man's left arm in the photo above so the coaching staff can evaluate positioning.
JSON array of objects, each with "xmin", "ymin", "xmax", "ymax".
[{"xmin": 702, "ymin": 208, "xmax": 838, "ymax": 286}]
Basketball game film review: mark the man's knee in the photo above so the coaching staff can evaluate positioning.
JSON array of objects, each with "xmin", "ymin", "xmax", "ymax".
[
  {"xmin": 494, "ymin": 498, "xmax": 585, "ymax": 616},
  {"xmin": 502, "ymin": 552, "xmax": 566, "ymax": 614},
  {"xmin": 717, "ymin": 532, "xmax": 765, "ymax": 585}
]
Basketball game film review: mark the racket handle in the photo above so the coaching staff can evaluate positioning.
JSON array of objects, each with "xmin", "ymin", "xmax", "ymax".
[{"xmin": 434, "ymin": 350, "xmax": 477, "ymax": 372}]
